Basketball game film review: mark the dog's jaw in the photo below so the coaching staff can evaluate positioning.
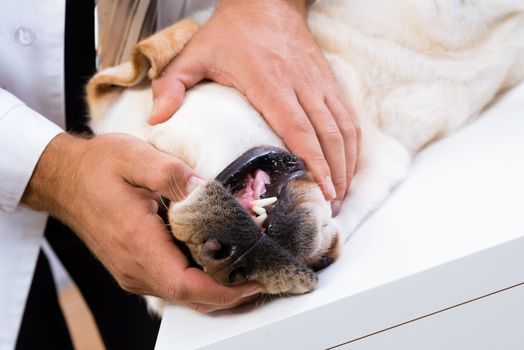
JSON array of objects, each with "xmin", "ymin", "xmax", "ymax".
[{"xmin": 167, "ymin": 176, "xmax": 339, "ymax": 295}]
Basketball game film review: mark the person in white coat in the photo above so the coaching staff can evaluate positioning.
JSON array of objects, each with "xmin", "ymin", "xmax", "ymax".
[{"xmin": 0, "ymin": 0, "xmax": 359, "ymax": 349}]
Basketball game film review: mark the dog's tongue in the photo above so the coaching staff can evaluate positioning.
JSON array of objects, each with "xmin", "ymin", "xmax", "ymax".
[{"xmin": 234, "ymin": 170, "xmax": 271, "ymax": 210}]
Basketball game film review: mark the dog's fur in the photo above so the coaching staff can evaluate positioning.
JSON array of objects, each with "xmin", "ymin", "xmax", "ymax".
[{"xmin": 87, "ymin": 0, "xmax": 524, "ymax": 312}]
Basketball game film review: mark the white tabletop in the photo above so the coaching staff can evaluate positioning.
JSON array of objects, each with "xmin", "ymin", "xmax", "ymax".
[{"xmin": 155, "ymin": 83, "xmax": 524, "ymax": 349}]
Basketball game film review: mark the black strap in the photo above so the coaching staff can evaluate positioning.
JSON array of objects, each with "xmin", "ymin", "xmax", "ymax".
[{"xmin": 64, "ymin": 0, "xmax": 96, "ymax": 134}]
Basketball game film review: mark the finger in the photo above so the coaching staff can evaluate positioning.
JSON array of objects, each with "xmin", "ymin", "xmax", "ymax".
[
  {"xmin": 181, "ymin": 302, "xmax": 219, "ymax": 314},
  {"xmin": 182, "ymin": 294, "xmax": 259, "ymax": 314},
  {"xmin": 166, "ymin": 267, "xmax": 262, "ymax": 306},
  {"xmin": 247, "ymin": 85, "xmax": 336, "ymax": 200},
  {"xmin": 133, "ymin": 214, "xmax": 263, "ymax": 305},
  {"xmin": 338, "ymin": 94, "xmax": 361, "ymax": 155},
  {"xmin": 115, "ymin": 272, "xmax": 157, "ymax": 296},
  {"xmin": 150, "ymin": 77, "xmax": 186, "ymax": 125},
  {"xmin": 129, "ymin": 201, "xmax": 263, "ymax": 308},
  {"xmin": 325, "ymin": 95, "xmax": 358, "ymax": 192},
  {"xmin": 133, "ymin": 187, "xmax": 161, "ymax": 213},
  {"xmin": 295, "ymin": 88, "xmax": 347, "ymax": 201},
  {"xmin": 122, "ymin": 144, "xmax": 203, "ymax": 201},
  {"xmin": 149, "ymin": 54, "xmax": 207, "ymax": 125},
  {"xmin": 117, "ymin": 212, "xmax": 193, "ymax": 298}
]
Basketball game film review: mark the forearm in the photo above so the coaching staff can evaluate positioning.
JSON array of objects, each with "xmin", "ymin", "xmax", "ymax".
[{"xmin": 21, "ymin": 133, "xmax": 86, "ymax": 220}]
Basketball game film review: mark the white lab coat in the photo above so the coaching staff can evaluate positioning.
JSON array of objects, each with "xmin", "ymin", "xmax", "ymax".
[
  {"xmin": 0, "ymin": 1, "xmax": 214, "ymax": 349},
  {"xmin": 0, "ymin": 2, "xmax": 66, "ymax": 348}
]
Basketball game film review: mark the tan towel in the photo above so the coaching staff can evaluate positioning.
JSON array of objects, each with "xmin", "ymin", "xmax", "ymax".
[{"xmin": 87, "ymin": 18, "xmax": 199, "ymax": 121}]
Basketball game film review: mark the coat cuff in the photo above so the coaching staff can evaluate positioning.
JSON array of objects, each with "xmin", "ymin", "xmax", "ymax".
[{"xmin": 0, "ymin": 91, "xmax": 64, "ymax": 211}]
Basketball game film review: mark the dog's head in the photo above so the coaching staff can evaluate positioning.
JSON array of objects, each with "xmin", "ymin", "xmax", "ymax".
[
  {"xmin": 86, "ymin": 20, "xmax": 339, "ymax": 295},
  {"xmin": 168, "ymin": 147, "xmax": 339, "ymax": 294}
]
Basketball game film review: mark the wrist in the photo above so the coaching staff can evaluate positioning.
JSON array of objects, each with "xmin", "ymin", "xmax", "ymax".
[
  {"xmin": 22, "ymin": 133, "xmax": 87, "ymax": 219},
  {"xmin": 218, "ymin": 0, "xmax": 307, "ymax": 18}
]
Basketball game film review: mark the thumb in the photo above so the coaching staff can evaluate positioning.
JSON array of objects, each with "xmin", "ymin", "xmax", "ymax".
[
  {"xmin": 123, "ymin": 142, "xmax": 205, "ymax": 201},
  {"xmin": 149, "ymin": 56, "xmax": 207, "ymax": 125}
]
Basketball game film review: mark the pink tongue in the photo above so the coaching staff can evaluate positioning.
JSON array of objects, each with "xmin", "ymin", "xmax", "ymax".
[{"xmin": 234, "ymin": 170, "xmax": 271, "ymax": 210}]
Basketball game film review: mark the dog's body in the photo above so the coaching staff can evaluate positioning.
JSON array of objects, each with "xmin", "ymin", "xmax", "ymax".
[{"xmin": 88, "ymin": 0, "xmax": 524, "ymax": 310}]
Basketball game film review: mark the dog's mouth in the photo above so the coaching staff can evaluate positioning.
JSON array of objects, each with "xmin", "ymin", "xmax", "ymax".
[{"xmin": 215, "ymin": 146, "xmax": 307, "ymax": 226}]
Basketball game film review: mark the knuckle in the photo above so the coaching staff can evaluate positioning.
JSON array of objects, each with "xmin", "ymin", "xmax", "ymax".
[
  {"xmin": 113, "ymin": 261, "xmax": 137, "ymax": 283},
  {"xmin": 163, "ymin": 159, "xmax": 185, "ymax": 181},
  {"xmin": 216, "ymin": 293, "xmax": 234, "ymax": 306},
  {"xmin": 307, "ymin": 106, "xmax": 326, "ymax": 119},
  {"xmin": 188, "ymin": 303, "xmax": 203, "ymax": 312},
  {"xmin": 272, "ymin": 102, "xmax": 298, "ymax": 120},
  {"xmin": 322, "ymin": 125, "xmax": 344, "ymax": 145},
  {"xmin": 339, "ymin": 121, "xmax": 357, "ymax": 139},
  {"xmin": 149, "ymin": 158, "xmax": 180, "ymax": 193},
  {"xmin": 116, "ymin": 277, "xmax": 135, "ymax": 293},
  {"xmin": 297, "ymin": 71, "xmax": 315, "ymax": 86},
  {"xmin": 332, "ymin": 174, "xmax": 347, "ymax": 187},
  {"xmin": 289, "ymin": 118, "xmax": 315, "ymax": 136},
  {"xmin": 167, "ymin": 282, "xmax": 187, "ymax": 302},
  {"xmin": 189, "ymin": 303, "xmax": 214, "ymax": 314},
  {"xmin": 265, "ymin": 59, "xmax": 287, "ymax": 79},
  {"xmin": 160, "ymin": 158, "xmax": 177, "ymax": 173}
]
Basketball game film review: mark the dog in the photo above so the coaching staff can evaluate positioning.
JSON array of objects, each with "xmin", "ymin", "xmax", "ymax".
[{"xmin": 86, "ymin": 0, "xmax": 524, "ymax": 312}]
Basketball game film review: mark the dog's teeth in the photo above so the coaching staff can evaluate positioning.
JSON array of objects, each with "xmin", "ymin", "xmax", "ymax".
[
  {"xmin": 252, "ymin": 197, "xmax": 277, "ymax": 208},
  {"xmin": 252, "ymin": 206, "xmax": 266, "ymax": 216},
  {"xmin": 254, "ymin": 213, "xmax": 268, "ymax": 225}
]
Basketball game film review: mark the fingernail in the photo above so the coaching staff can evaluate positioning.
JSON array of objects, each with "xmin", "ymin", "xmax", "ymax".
[
  {"xmin": 325, "ymin": 176, "xmax": 337, "ymax": 200},
  {"xmin": 242, "ymin": 286, "xmax": 264, "ymax": 298},
  {"xmin": 150, "ymin": 98, "xmax": 166, "ymax": 123},
  {"xmin": 150, "ymin": 101, "xmax": 159, "ymax": 117},
  {"xmin": 186, "ymin": 176, "xmax": 205, "ymax": 194},
  {"xmin": 331, "ymin": 200, "xmax": 342, "ymax": 217},
  {"xmin": 148, "ymin": 116, "xmax": 157, "ymax": 125}
]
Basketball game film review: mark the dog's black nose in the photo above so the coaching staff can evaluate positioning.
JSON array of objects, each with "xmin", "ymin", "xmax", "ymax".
[{"xmin": 200, "ymin": 238, "xmax": 248, "ymax": 285}]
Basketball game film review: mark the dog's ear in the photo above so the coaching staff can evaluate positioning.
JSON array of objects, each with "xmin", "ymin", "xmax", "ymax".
[{"xmin": 86, "ymin": 18, "xmax": 199, "ymax": 121}]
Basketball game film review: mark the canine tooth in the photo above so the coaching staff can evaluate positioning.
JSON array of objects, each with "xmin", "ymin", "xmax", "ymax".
[
  {"xmin": 255, "ymin": 213, "xmax": 268, "ymax": 225},
  {"xmin": 252, "ymin": 206, "xmax": 266, "ymax": 216},
  {"xmin": 252, "ymin": 197, "xmax": 277, "ymax": 208}
]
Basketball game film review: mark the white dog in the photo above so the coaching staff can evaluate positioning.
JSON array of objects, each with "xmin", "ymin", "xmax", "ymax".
[{"xmin": 87, "ymin": 0, "xmax": 524, "ymax": 309}]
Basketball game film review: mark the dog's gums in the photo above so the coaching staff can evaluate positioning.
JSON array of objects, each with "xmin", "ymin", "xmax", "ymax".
[
  {"xmin": 216, "ymin": 146, "xmax": 307, "ymax": 197},
  {"xmin": 217, "ymin": 146, "xmax": 308, "ymax": 227}
]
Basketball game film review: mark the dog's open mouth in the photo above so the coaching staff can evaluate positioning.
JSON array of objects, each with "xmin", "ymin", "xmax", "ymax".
[{"xmin": 215, "ymin": 146, "xmax": 307, "ymax": 226}]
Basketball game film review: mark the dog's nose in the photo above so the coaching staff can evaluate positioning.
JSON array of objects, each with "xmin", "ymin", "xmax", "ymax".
[
  {"xmin": 202, "ymin": 238, "xmax": 231, "ymax": 260},
  {"xmin": 200, "ymin": 238, "xmax": 248, "ymax": 285}
]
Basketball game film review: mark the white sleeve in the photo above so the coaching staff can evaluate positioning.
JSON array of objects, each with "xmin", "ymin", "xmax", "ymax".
[{"xmin": 0, "ymin": 89, "xmax": 64, "ymax": 212}]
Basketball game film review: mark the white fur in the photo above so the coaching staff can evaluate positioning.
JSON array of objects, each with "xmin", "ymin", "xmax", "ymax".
[{"xmin": 92, "ymin": 0, "xmax": 524, "ymax": 245}]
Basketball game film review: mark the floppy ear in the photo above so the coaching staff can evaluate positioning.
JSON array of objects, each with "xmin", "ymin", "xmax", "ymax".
[{"xmin": 86, "ymin": 18, "xmax": 199, "ymax": 121}]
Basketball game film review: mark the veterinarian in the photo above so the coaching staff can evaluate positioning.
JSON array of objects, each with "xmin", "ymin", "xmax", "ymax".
[{"xmin": 0, "ymin": 0, "xmax": 359, "ymax": 349}]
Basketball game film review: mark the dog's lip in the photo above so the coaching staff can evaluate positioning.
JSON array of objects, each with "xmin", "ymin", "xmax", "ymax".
[{"xmin": 215, "ymin": 146, "xmax": 307, "ymax": 198}]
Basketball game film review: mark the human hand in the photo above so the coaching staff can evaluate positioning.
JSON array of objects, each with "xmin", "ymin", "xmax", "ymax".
[
  {"xmin": 149, "ymin": 0, "xmax": 360, "ymax": 214},
  {"xmin": 22, "ymin": 133, "xmax": 262, "ymax": 313}
]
